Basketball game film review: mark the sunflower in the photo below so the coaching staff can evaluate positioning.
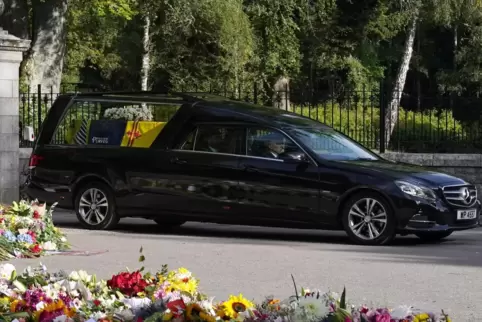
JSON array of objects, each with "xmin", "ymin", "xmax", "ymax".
[
  {"xmin": 186, "ymin": 303, "xmax": 217, "ymax": 322},
  {"xmin": 220, "ymin": 294, "xmax": 254, "ymax": 319}
]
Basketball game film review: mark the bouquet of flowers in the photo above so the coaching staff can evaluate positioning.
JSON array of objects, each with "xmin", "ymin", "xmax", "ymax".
[
  {"xmin": 0, "ymin": 200, "xmax": 69, "ymax": 259},
  {"xmin": 104, "ymin": 106, "xmax": 153, "ymax": 121},
  {"xmin": 0, "ymin": 248, "xmax": 452, "ymax": 322}
]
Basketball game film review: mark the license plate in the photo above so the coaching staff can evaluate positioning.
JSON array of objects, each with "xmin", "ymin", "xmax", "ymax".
[{"xmin": 457, "ymin": 209, "xmax": 477, "ymax": 220}]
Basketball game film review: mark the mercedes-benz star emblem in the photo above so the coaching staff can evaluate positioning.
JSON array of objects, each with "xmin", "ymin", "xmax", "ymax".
[{"xmin": 461, "ymin": 187, "xmax": 472, "ymax": 204}]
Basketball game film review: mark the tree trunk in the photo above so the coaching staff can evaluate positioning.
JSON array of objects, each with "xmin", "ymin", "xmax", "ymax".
[
  {"xmin": 0, "ymin": 0, "xmax": 29, "ymax": 39},
  {"xmin": 140, "ymin": 14, "xmax": 151, "ymax": 91},
  {"xmin": 25, "ymin": 0, "xmax": 68, "ymax": 94},
  {"xmin": 272, "ymin": 76, "xmax": 291, "ymax": 111},
  {"xmin": 385, "ymin": 10, "xmax": 418, "ymax": 147}
]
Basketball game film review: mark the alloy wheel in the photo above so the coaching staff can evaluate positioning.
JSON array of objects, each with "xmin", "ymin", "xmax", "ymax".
[
  {"xmin": 347, "ymin": 198, "xmax": 388, "ymax": 241},
  {"xmin": 78, "ymin": 188, "xmax": 109, "ymax": 225}
]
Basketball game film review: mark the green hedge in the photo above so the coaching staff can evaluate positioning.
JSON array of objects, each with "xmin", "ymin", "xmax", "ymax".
[{"xmin": 290, "ymin": 103, "xmax": 479, "ymax": 152}]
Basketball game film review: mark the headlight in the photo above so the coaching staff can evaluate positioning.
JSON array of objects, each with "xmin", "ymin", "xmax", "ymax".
[{"xmin": 395, "ymin": 181, "xmax": 437, "ymax": 201}]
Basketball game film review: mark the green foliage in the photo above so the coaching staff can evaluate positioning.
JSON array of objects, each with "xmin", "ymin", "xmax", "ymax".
[{"xmin": 292, "ymin": 103, "xmax": 465, "ymax": 151}]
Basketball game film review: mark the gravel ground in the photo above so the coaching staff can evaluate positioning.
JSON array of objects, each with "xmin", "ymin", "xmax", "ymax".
[{"xmin": 8, "ymin": 211, "xmax": 482, "ymax": 321}]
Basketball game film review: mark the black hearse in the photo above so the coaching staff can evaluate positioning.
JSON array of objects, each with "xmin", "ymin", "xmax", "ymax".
[{"xmin": 24, "ymin": 92, "xmax": 480, "ymax": 245}]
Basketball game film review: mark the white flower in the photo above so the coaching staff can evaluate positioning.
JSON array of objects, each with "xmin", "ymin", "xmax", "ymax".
[
  {"xmin": 199, "ymin": 297, "xmax": 217, "ymax": 316},
  {"xmin": 41, "ymin": 241, "xmax": 57, "ymax": 251},
  {"xmin": 69, "ymin": 271, "xmax": 80, "ymax": 281},
  {"xmin": 36, "ymin": 301, "xmax": 46, "ymax": 311},
  {"xmin": 291, "ymin": 295, "xmax": 331, "ymax": 321},
  {"xmin": 89, "ymin": 312, "xmax": 106, "ymax": 320},
  {"xmin": 53, "ymin": 316, "xmax": 73, "ymax": 322},
  {"xmin": 0, "ymin": 263, "xmax": 16, "ymax": 280},
  {"xmin": 78, "ymin": 270, "xmax": 92, "ymax": 283},
  {"xmin": 61, "ymin": 237, "xmax": 67, "ymax": 242}
]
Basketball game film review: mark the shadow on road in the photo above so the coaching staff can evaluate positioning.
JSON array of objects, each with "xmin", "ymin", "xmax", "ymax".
[
  {"xmin": 53, "ymin": 212, "xmax": 482, "ymax": 267},
  {"xmin": 54, "ymin": 214, "xmax": 464, "ymax": 247}
]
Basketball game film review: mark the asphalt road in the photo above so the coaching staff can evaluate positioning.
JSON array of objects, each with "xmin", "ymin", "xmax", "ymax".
[{"xmin": 9, "ymin": 211, "xmax": 482, "ymax": 321}]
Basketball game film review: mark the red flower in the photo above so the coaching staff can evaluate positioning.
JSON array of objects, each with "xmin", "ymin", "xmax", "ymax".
[
  {"xmin": 30, "ymin": 244, "xmax": 42, "ymax": 254},
  {"xmin": 93, "ymin": 299, "xmax": 101, "ymax": 306},
  {"xmin": 33, "ymin": 211, "xmax": 40, "ymax": 219},
  {"xmin": 106, "ymin": 271, "xmax": 149, "ymax": 296},
  {"xmin": 136, "ymin": 318, "xmax": 144, "ymax": 322},
  {"xmin": 166, "ymin": 299, "xmax": 186, "ymax": 317},
  {"xmin": 0, "ymin": 217, "xmax": 4, "ymax": 224}
]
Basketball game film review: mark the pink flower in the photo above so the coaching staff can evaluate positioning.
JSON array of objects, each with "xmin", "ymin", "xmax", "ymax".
[{"xmin": 375, "ymin": 313, "xmax": 391, "ymax": 322}]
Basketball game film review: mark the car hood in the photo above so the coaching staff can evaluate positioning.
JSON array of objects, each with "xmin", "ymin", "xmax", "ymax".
[{"xmin": 338, "ymin": 159, "xmax": 468, "ymax": 187}]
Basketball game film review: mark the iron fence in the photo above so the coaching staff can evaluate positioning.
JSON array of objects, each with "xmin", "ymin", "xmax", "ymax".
[{"xmin": 18, "ymin": 83, "xmax": 482, "ymax": 153}]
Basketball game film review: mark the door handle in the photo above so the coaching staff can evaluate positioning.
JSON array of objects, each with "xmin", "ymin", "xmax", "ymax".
[{"xmin": 170, "ymin": 157, "xmax": 187, "ymax": 165}]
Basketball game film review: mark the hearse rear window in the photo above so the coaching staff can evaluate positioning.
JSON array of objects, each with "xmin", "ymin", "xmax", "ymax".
[{"xmin": 50, "ymin": 100, "xmax": 180, "ymax": 148}]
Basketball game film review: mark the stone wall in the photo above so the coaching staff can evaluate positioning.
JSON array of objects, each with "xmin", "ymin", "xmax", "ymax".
[
  {"xmin": 18, "ymin": 148, "xmax": 482, "ymax": 196},
  {"xmin": 381, "ymin": 153, "xmax": 482, "ymax": 198}
]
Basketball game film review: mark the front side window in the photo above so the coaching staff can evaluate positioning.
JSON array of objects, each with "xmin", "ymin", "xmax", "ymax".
[
  {"xmin": 247, "ymin": 127, "xmax": 304, "ymax": 160},
  {"xmin": 176, "ymin": 125, "xmax": 244, "ymax": 155},
  {"xmin": 289, "ymin": 127, "xmax": 379, "ymax": 161}
]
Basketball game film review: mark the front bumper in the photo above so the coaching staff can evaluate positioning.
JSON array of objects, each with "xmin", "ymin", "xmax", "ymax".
[{"xmin": 397, "ymin": 198, "xmax": 481, "ymax": 233}]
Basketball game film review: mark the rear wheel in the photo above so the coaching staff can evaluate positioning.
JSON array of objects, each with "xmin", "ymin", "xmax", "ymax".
[
  {"xmin": 341, "ymin": 192, "xmax": 397, "ymax": 246},
  {"xmin": 153, "ymin": 219, "xmax": 186, "ymax": 228},
  {"xmin": 74, "ymin": 181, "xmax": 119, "ymax": 230},
  {"xmin": 415, "ymin": 231, "xmax": 452, "ymax": 242}
]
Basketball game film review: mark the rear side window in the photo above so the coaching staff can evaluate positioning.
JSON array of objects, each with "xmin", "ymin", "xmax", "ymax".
[
  {"xmin": 176, "ymin": 125, "xmax": 244, "ymax": 155},
  {"xmin": 50, "ymin": 100, "xmax": 180, "ymax": 148}
]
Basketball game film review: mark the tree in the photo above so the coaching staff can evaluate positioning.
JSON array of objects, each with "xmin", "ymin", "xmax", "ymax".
[
  {"xmin": 1, "ymin": 0, "xmax": 136, "ymax": 93},
  {"xmin": 150, "ymin": 0, "xmax": 253, "ymax": 93}
]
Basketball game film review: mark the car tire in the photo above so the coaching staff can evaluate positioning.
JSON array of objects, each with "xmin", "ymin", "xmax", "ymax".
[
  {"xmin": 414, "ymin": 231, "xmax": 452, "ymax": 242},
  {"xmin": 74, "ymin": 181, "xmax": 120, "ymax": 230},
  {"xmin": 341, "ymin": 192, "xmax": 397, "ymax": 246},
  {"xmin": 153, "ymin": 219, "xmax": 186, "ymax": 228}
]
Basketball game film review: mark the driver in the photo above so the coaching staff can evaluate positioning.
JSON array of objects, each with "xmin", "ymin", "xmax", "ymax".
[{"xmin": 264, "ymin": 136, "xmax": 285, "ymax": 158}]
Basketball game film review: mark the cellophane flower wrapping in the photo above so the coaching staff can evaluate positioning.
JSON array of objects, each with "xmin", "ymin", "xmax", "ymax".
[{"xmin": 0, "ymin": 200, "xmax": 69, "ymax": 259}]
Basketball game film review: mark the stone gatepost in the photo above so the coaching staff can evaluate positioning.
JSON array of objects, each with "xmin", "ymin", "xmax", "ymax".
[{"xmin": 0, "ymin": 5, "xmax": 31, "ymax": 204}]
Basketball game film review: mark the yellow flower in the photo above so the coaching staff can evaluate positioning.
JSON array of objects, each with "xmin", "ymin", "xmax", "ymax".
[
  {"xmin": 166, "ymin": 267, "xmax": 199, "ymax": 294},
  {"xmin": 221, "ymin": 294, "xmax": 254, "ymax": 319},
  {"xmin": 9, "ymin": 299, "xmax": 22, "ymax": 312},
  {"xmin": 413, "ymin": 313, "xmax": 430, "ymax": 322},
  {"xmin": 186, "ymin": 303, "xmax": 217, "ymax": 322},
  {"xmin": 33, "ymin": 299, "xmax": 75, "ymax": 321}
]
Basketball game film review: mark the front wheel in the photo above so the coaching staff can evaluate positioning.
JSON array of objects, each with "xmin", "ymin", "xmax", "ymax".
[
  {"xmin": 75, "ymin": 182, "xmax": 119, "ymax": 230},
  {"xmin": 415, "ymin": 231, "xmax": 452, "ymax": 242},
  {"xmin": 341, "ymin": 192, "xmax": 397, "ymax": 246}
]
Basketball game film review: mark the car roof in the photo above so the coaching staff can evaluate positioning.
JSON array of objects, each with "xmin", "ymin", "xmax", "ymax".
[{"xmin": 65, "ymin": 91, "xmax": 333, "ymax": 130}]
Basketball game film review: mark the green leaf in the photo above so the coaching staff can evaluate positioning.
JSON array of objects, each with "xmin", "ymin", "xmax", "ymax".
[
  {"xmin": 291, "ymin": 274, "xmax": 299, "ymax": 300},
  {"xmin": 139, "ymin": 246, "xmax": 143, "ymax": 253},
  {"xmin": 139, "ymin": 255, "xmax": 145, "ymax": 263},
  {"xmin": 340, "ymin": 286, "xmax": 346, "ymax": 309}
]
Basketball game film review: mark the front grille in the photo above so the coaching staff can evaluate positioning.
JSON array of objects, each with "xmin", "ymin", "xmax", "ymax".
[{"xmin": 442, "ymin": 184, "xmax": 478, "ymax": 208}]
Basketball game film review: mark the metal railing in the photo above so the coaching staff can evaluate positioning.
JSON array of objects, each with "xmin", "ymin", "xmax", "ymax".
[{"xmin": 18, "ymin": 83, "xmax": 482, "ymax": 153}]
